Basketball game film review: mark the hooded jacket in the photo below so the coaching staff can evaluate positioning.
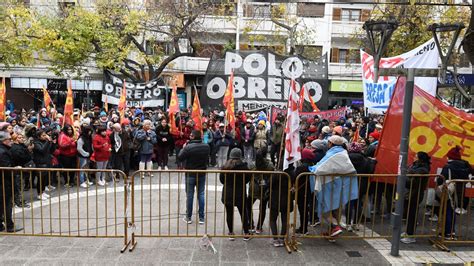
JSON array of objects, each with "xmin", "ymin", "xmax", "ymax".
[{"xmin": 219, "ymin": 161, "xmax": 251, "ymax": 206}]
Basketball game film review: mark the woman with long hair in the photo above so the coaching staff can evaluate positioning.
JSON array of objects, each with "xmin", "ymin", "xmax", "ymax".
[
  {"xmin": 58, "ymin": 124, "xmax": 78, "ymax": 187},
  {"xmin": 220, "ymin": 148, "xmax": 251, "ymax": 241},
  {"xmin": 33, "ymin": 130, "xmax": 56, "ymax": 200},
  {"xmin": 77, "ymin": 126, "xmax": 93, "ymax": 188}
]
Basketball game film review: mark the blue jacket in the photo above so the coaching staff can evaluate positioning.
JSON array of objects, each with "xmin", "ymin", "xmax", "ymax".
[
  {"xmin": 214, "ymin": 130, "xmax": 233, "ymax": 147},
  {"xmin": 135, "ymin": 129, "xmax": 157, "ymax": 155}
]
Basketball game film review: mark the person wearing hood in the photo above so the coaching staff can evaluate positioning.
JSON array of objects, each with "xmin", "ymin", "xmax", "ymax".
[
  {"xmin": 253, "ymin": 120, "xmax": 268, "ymax": 152},
  {"xmin": 240, "ymin": 119, "xmax": 255, "ymax": 163},
  {"xmin": 155, "ymin": 118, "xmax": 172, "ymax": 170},
  {"xmin": 38, "ymin": 108, "xmax": 51, "ymax": 129},
  {"xmin": 220, "ymin": 148, "xmax": 252, "ymax": 240},
  {"xmin": 270, "ymin": 117, "xmax": 284, "ymax": 166},
  {"xmin": 401, "ymin": 152, "xmax": 431, "ymax": 244},
  {"xmin": 99, "ymin": 111, "xmax": 109, "ymax": 128},
  {"xmin": 308, "ymin": 136, "xmax": 358, "ymax": 240},
  {"xmin": 92, "ymin": 126, "xmax": 112, "ymax": 186}
]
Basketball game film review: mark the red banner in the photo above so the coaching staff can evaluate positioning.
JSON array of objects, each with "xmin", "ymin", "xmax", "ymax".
[
  {"xmin": 376, "ymin": 77, "xmax": 474, "ymax": 196},
  {"xmin": 270, "ymin": 106, "xmax": 347, "ymax": 124}
]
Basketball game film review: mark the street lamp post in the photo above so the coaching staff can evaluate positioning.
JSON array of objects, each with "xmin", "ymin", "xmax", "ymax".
[
  {"xmin": 364, "ymin": 19, "xmax": 465, "ymax": 257},
  {"xmin": 84, "ymin": 74, "xmax": 92, "ymax": 110}
]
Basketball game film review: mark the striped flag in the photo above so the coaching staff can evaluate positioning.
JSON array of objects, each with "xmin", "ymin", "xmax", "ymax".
[
  {"xmin": 63, "ymin": 80, "xmax": 74, "ymax": 127},
  {"xmin": 168, "ymin": 85, "xmax": 180, "ymax": 135},
  {"xmin": 283, "ymin": 79, "xmax": 301, "ymax": 170},
  {"xmin": 223, "ymin": 70, "xmax": 235, "ymax": 130},
  {"xmin": 298, "ymin": 84, "xmax": 305, "ymax": 112},
  {"xmin": 308, "ymin": 90, "xmax": 320, "ymax": 112},
  {"xmin": 191, "ymin": 88, "xmax": 202, "ymax": 132},
  {"xmin": 0, "ymin": 77, "xmax": 5, "ymax": 121},
  {"xmin": 118, "ymin": 80, "xmax": 127, "ymax": 124}
]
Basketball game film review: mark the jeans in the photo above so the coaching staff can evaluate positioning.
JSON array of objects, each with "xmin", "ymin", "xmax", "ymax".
[
  {"xmin": 445, "ymin": 200, "xmax": 456, "ymax": 236},
  {"xmin": 185, "ymin": 173, "xmax": 206, "ymax": 220},
  {"xmin": 79, "ymin": 157, "xmax": 89, "ymax": 184},
  {"xmin": 96, "ymin": 161, "xmax": 108, "ymax": 182},
  {"xmin": 217, "ymin": 146, "xmax": 229, "ymax": 167}
]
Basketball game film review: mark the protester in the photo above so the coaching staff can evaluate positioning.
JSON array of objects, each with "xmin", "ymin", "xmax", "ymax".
[
  {"xmin": 58, "ymin": 124, "xmax": 78, "ymax": 187},
  {"xmin": 135, "ymin": 120, "xmax": 157, "ymax": 175},
  {"xmin": 110, "ymin": 123, "xmax": 131, "ymax": 177},
  {"xmin": 220, "ymin": 148, "xmax": 251, "ymax": 241},
  {"xmin": 155, "ymin": 118, "xmax": 172, "ymax": 170},
  {"xmin": 92, "ymin": 126, "xmax": 111, "ymax": 186},
  {"xmin": 178, "ymin": 130, "xmax": 210, "ymax": 224},
  {"xmin": 214, "ymin": 123, "xmax": 233, "ymax": 168},
  {"xmin": 77, "ymin": 125, "xmax": 93, "ymax": 188},
  {"xmin": 294, "ymin": 148, "xmax": 316, "ymax": 235},
  {"xmin": 366, "ymin": 131, "xmax": 379, "ymax": 158},
  {"xmin": 401, "ymin": 151, "xmax": 431, "ymax": 244},
  {"xmin": 249, "ymin": 147, "xmax": 272, "ymax": 234},
  {"xmin": 0, "ymin": 131, "xmax": 23, "ymax": 232},
  {"xmin": 270, "ymin": 117, "xmax": 283, "ymax": 166},
  {"xmin": 10, "ymin": 133, "xmax": 33, "ymax": 208},
  {"xmin": 33, "ymin": 129, "xmax": 55, "ymax": 200},
  {"xmin": 241, "ymin": 119, "xmax": 255, "ymax": 163}
]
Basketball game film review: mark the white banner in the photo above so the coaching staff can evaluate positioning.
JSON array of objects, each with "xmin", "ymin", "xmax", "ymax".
[{"xmin": 361, "ymin": 38, "xmax": 439, "ymax": 113}]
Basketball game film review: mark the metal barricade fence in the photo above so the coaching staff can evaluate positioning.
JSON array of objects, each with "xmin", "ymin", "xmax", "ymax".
[
  {"xmin": 432, "ymin": 179, "xmax": 474, "ymax": 251},
  {"xmin": 290, "ymin": 173, "xmax": 443, "ymax": 251},
  {"xmin": 0, "ymin": 167, "xmax": 131, "ymax": 252},
  {"xmin": 127, "ymin": 170, "xmax": 293, "ymax": 252}
]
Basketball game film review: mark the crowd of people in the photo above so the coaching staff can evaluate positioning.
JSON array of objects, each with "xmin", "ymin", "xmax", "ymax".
[{"xmin": 0, "ymin": 104, "xmax": 471, "ymax": 246}]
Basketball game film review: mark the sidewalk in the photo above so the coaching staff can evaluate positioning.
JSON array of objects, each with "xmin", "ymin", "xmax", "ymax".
[{"xmin": 0, "ymin": 235, "xmax": 390, "ymax": 265}]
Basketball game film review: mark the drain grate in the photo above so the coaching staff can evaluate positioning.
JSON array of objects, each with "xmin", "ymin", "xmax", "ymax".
[{"xmin": 346, "ymin": 251, "xmax": 362, "ymax": 257}]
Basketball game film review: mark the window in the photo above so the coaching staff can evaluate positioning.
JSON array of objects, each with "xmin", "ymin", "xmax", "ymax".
[
  {"xmin": 341, "ymin": 9, "xmax": 360, "ymax": 22},
  {"xmin": 297, "ymin": 3, "xmax": 325, "ymax": 18},
  {"xmin": 244, "ymin": 3, "xmax": 285, "ymax": 18},
  {"xmin": 331, "ymin": 48, "xmax": 360, "ymax": 64},
  {"xmin": 145, "ymin": 41, "xmax": 174, "ymax": 56},
  {"xmin": 333, "ymin": 8, "xmax": 370, "ymax": 22}
]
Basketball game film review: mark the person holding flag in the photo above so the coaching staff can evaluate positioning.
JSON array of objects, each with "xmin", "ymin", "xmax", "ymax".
[{"xmin": 0, "ymin": 78, "xmax": 6, "ymax": 121}]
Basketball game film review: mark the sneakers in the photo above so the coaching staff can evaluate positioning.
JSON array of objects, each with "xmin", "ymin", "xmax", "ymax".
[
  {"xmin": 87, "ymin": 181, "xmax": 93, "ymax": 186},
  {"xmin": 272, "ymin": 239, "xmax": 284, "ymax": 247},
  {"xmin": 330, "ymin": 225, "xmax": 343, "ymax": 237},
  {"xmin": 228, "ymin": 233, "xmax": 235, "ymax": 241},
  {"xmin": 199, "ymin": 218, "xmax": 205, "ymax": 225},
  {"xmin": 455, "ymin": 208, "xmax": 467, "ymax": 215},
  {"xmin": 182, "ymin": 216, "xmax": 192, "ymax": 224},
  {"xmin": 158, "ymin": 166, "xmax": 162, "ymax": 171},
  {"xmin": 255, "ymin": 229, "xmax": 262, "ymax": 235},
  {"xmin": 164, "ymin": 166, "xmax": 169, "ymax": 170},
  {"xmin": 295, "ymin": 228, "xmax": 309, "ymax": 235},
  {"xmin": 400, "ymin": 236, "xmax": 416, "ymax": 244},
  {"xmin": 80, "ymin": 182, "xmax": 89, "ymax": 188},
  {"xmin": 37, "ymin": 193, "xmax": 49, "ymax": 201},
  {"xmin": 45, "ymin": 185, "xmax": 56, "ymax": 192},
  {"xmin": 243, "ymin": 234, "xmax": 251, "ymax": 241},
  {"xmin": 322, "ymin": 232, "xmax": 336, "ymax": 243},
  {"xmin": 428, "ymin": 215, "xmax": 439, "ymax": 222},
  {"xmin": 310, "ymin": 220, "xmax": 321, "ymax": 227}
]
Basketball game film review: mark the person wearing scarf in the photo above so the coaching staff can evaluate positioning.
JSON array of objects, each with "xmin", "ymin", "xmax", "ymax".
[{"xmin": 309, "ymin": 135, "xmax": 357, "ymax": 240}]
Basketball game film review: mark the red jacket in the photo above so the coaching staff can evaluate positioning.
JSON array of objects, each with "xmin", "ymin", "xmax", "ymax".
[
  {"xmin": 173, "ymin": 126, "xmax": 192, "ymax": 149},
  {"xmin": 58, "ymin": 132, "xmax": 77, "ymax": 157},
  {"xmin": 92, "ymin": 134, "xmax": 111, "ymax": 162}
]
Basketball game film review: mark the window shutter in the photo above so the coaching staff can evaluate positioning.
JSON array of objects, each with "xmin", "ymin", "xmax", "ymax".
[
  {"xmin": 361, "ymin": 9, "xmax": 370, "ymax": 22},
  {"xmin": 331, "ymin": 48, "xmax": 339, "ymax": 63},
  {"xmin": 333, "ymin": 8, "xmax": 341, "ymax": 21}
]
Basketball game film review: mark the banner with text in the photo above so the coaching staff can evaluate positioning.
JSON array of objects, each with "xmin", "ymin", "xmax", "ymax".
[
  {"xmin": 102, "ymin": 71, "xmax": 166, "ymax": 107},
  {"xmin": 270, "ymin": 106, "xmax": 347, "ymax": 124},
  {"xmin": 375, "ymin": 77, "xmax": 474, "ymax": 195},
  {"xmin": 202, "ymin": 51, "xmax": 329, "ymax": 112},
  {"xmin": 361, "ymin": 38, "xmax": 439, "ymax": 114}
]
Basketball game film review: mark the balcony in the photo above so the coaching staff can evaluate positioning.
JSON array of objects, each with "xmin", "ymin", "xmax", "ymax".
[
  {"xmin": 329, "ymin": 63, "xmax": 362, "ymax": 79},
  {"xmin": 170, "ymin": 57, "xmax": 210, "ymax": 75},
  {"xmin": 200, "ymin": 15, "xmax": 289, "ymax": 36},
  {"xmin": 331, "ymin": 21, "xmax": 363, "ymax": 39}
]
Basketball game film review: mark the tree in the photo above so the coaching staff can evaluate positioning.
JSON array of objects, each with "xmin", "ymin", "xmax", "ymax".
[
  {"xmin": 2, "ymin": 1, "xmax": 223, "ymax": 82},
  {"xmin": 461, "ymin": 2, "xmax": 473, "ymax": 65}
]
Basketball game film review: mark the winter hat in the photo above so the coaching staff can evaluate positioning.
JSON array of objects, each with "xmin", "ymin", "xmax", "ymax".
[
  {"xmin": 333, "ymin": 126, "xmax": 343, "ymax": 136},
  {"xmin": 301, "ymin": 148, "xmax": 316, "ymax": 161},
  {"xmin": 246, "ymin": 119, "xmax": 252, "ymax": 123},
  {"xmin": 219, "ymin": 123, "xmax": 225, "ymax": 127},
  {"xmin": 322, "ymin": 126, "xmax": 331, "ymax": 134},
  {"xmin": 82, "ymin": 117, "xmax": 91, "ymax": 125},
  {"xmin": 0, "ymin": 131, "xmax": 10, "ymax": 142},
  {"xmin": 258, "ymin": 120, "xmax": 266, "ymax": 126},
  {"xmin": 328, "ymin": 135, "xmax": 344, "ymax": 146},
  {"xmin": 447, "ymin": 146, "xmax": 462, "ymax": 161},
  {"xmin": 311, "ymin": 139, "xmax": 327, "ymax": 151},
  {"xmin": 348, "ymin": 142, "xmax": 363, "ymax": 153},
  {"xmin": 369, "ymin": 131, "xmax": 380, "ymax": 140},
  {"xmin": 229, "ymin": 148, "xmax": 242, "ymax": 159},
  {"xmin": 100, "ymin": 111, "xmax": 107, "ymax": 117}
]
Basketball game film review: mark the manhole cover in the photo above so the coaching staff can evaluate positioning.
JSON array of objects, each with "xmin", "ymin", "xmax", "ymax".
[{"xmin": 346, "ymin": 251, "xmax": 362, "ymax": 257}]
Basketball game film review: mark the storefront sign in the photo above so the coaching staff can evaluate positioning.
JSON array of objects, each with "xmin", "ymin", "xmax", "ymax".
[{"xmin": 330, "ymin": 80, "xmax": 363, "ymax": 93}]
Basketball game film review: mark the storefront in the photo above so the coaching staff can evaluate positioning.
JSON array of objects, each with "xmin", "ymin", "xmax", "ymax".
[
  {"xmin": 328, "ymin": 80, "xmax": 364, "ymax": 108},
  {"xmin": 8, "ymin": 77, "xmax": 103, "ymax": 111}
]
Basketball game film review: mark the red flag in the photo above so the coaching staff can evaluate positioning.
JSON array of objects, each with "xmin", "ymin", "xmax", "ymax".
[
  {"xmin": 0, "ymin": 77, "xmax": 5, "ymax": 121},
  {"xmin": 118, "ymin": 80, "xmax": 127, "ymax": 124},
  {"xmin": 168, "ymin": 85, "xmax": 180, "ymax": 135},
  {"xmin": 42, "ymin": 86, "xmax": 53, "ymax": 112},
  {"xmin": 63, "ymin": 80, "xmax": 74, "ymax": 127},
  {"xmin": 353, "ymin": 126, "xmax": 360, "ymax": 142},
  {"xmin": 104, "ymin": 94, "xmax": 108, "ymax": 113},
  {"xmin": 308, "ymin": 91, "xmax": 320, "ymax": 112},
  {"xmin": 283, "ymin": 79, "xmax": 301, "ymax": 170},
  {"xmin": 223, "ymin": 70, "xmax": 235, "ymax": 130},
  {"xmin": 298, "ymin": 85, "xmax": 305, "ymax": 112},
  {"xmin": 191, "ymin": 89, "xmax": 202, "ymax": 132}
]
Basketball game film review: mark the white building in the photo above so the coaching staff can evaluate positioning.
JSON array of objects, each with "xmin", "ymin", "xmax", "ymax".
[{"xmin": 2, "ymin": 0, "xmax": 472, "ymax": 110}]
